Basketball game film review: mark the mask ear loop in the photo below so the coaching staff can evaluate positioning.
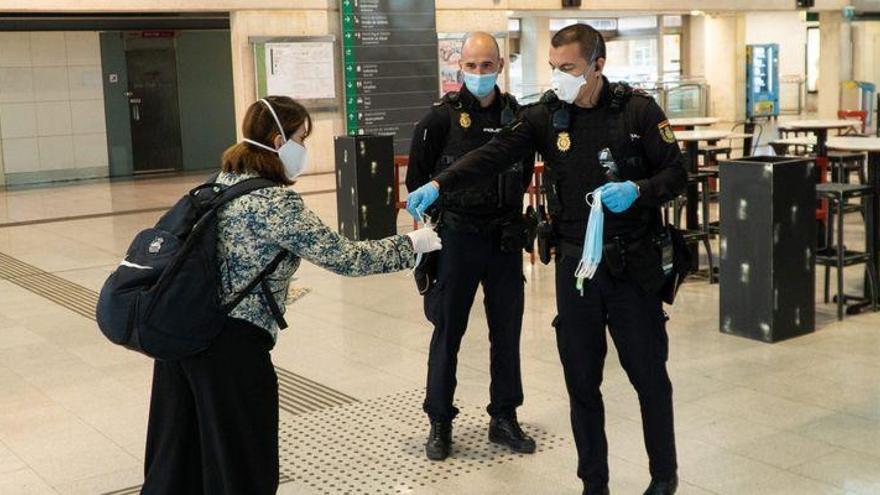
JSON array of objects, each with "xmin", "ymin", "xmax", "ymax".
[{"xmin": 257, "ymin": 98, "xmax": 287, "ymax": 142}]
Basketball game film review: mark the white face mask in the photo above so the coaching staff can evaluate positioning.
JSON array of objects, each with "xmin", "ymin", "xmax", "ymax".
[
  {"xmin": 242, "ymin": 98, "xmax": 309, "ymax": 180},
  {"xmin": 551, "ymin": 69, "xmax": 588, "ymax": 105}
]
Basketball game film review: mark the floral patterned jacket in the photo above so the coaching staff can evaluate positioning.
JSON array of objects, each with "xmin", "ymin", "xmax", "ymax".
[{"xmin": 215, "ymin": 172, "xmax": 415, "ymax": 341}]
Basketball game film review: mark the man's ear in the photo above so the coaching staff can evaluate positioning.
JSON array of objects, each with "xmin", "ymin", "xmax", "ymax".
[{"xmin": 498, "ymin": 58, "xmax": 505, "ymax": 73}]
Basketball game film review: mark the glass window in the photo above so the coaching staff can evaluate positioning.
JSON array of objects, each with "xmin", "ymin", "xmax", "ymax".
[
  {"xmin": 618, "ymin": 16, "xmax": 658, "ymax": 31},
  {"xmin": 508, "ymin": 18, "xmax": 521, "ymax": 32},
  {"xmin": 663, "ymin": 34, "xmax": 681, "ymax": 77},
  {"xmin": 604, "ymin": 38, "xmax": 658, "ymax": 82},
  {"xmin": 663, "ymin": 16, "xmax": 683, "ymax": 28},
  {"xmin": 806, "ymin": 26, "xmax": 820, "ymax": 93},
  {"xmin": 549, "ymin": 18, "xmax": 617, "ymax": 32}
]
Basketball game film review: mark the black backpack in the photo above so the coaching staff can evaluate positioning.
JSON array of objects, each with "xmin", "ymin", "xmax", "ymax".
[{"xmin": 96, "ymin": 175, "xmax": 288, "ymax": 360}]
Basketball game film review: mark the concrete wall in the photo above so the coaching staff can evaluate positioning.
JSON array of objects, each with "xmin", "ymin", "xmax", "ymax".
[
  {"xmin": 685, "ymin": 14, "xmax": 747, "ymax": 122},
  {"xmin": 0, "ymin": 31, "xmax": 108, "ymax": 186},
  {"xmin": 818, "ymin": 11, "xmax": 849, "ymax": 119},
  {"xmin": 852, "ymin": 20, "xmax": 880, "ymax": 89}
]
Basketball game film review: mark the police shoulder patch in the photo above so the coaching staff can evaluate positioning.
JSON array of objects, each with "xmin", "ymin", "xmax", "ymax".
[{"xmin": 658, "ymin": 120, "xmax": 676, "ymax": 144}]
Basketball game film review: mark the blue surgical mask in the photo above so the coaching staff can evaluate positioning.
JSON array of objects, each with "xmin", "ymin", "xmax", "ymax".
[
  {"xmin": 463, "ymin": 72, "xmax": 497, "ymax": 98},
  {"xmin": 575, "ymin": 190, "xmax": 604, "ymax": 290}
]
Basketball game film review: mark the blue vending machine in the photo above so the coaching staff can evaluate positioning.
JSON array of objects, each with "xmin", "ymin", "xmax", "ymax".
[{"xmin": 746, "ymin": 44, "xmax": 780, "ymax": 119}]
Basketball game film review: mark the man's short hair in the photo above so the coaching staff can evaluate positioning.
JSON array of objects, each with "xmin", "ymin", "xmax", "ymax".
[{"xmin": 551, "ymin": 24, "xmax": 606, "ymax": 63}]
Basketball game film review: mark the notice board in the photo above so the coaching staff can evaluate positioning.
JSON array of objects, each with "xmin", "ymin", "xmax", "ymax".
[
  {"xmin": 340, "ymin": 0, "xmax": 439, "ymax": 154},
  {"xmin": 252, "ymin": 36, "xmax": 338, "ymax": 108}
]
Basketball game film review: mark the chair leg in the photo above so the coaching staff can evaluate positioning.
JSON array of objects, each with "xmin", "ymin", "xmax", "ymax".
[
  {"xmin": 867, "ymin": 261, "xmax": 879, "ymax": 313},
  {"xmin": 701, "ymin": 180, "xmax": 711, "ymax": 235},
  {"xmin": 837, "ymin": 198, "xmax": 845, "ymax": 321},
  {"xmin": 673, "ymin": 198, "xmax": 682, "ymax": 228},
  {"xmin": 702, "ymin": 235, "xmax": 716, "ymax": 284},
  {"xmin": 824, "ymin": 265, "xmax": 831, "ymax": 304}
]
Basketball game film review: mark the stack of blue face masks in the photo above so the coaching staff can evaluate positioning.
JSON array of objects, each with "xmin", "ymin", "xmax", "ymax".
[{"xmin": 574, "ymin": 190, "xmax": 604, "ymax": 290}]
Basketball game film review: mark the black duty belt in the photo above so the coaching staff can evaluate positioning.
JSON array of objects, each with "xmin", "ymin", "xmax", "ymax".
[
  {"xmin": 440, "ymin": 210, "xmax": 518, "ymax": 236},
  {"xmin": 558, "ymin": 235, "xmax": 647, "ymax": 260}
]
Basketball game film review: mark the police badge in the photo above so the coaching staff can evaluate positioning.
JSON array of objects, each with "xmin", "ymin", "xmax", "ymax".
[
  {"xmin": 557, "ymin": 131, "xmax": 571, "ymax": 152},
  {"xmin": 459, "ymin": 112, "xmax": 471, "ymax": 129}
]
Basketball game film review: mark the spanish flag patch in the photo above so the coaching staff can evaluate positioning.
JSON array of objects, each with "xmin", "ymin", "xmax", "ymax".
[{"xmin": 658, "ymin": 120, "xmax": 676, "ymax": 144}]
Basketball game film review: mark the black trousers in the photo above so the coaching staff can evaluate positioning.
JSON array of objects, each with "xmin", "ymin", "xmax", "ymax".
[
  {"xmin": 554, "ymin": 255, "xmax": 676, "ymax": 487},
  {"xmin": 142, "ymin": 318, "xmax": 279, "ymax": 495},
  {"xmin": 423, "ymin": 227, "xmax": 525, "ymax": 421}
]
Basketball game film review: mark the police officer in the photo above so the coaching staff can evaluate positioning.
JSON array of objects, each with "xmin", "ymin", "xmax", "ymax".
[
  {"xmin": 406, "ymin": 32, "xmax": 536, "ymax": 462},
  {"xmin": 407, "ymin": 25, "xmax": 685, "ymax": 495}
]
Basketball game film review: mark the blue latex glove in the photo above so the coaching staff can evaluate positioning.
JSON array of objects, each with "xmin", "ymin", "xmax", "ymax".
[
  {"xmin": 406, "ymin": 182, "xmax": 440, "ymax": 219},
  {"xmin": 598, "ymin": 181, "xmax": 639, "ymax": 213}
]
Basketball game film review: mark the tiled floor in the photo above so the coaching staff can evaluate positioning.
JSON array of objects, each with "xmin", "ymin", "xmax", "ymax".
[{"xmin": 0, "ymin": 172, "xmax": 878, "ymax": 494}]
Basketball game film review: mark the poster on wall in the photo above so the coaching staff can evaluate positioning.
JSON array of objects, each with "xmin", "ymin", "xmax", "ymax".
[
  {"xmin": 251, "ymin": 36, "xmax": 338, "ymax": 107},
  {"xmin": 437, "ymin": 33, "xmax": 508, "ymax": 96}
]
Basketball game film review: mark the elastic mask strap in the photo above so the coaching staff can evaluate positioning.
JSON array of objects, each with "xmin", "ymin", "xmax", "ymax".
[
  {"xmin": 585, "ymin": 192, "xmax": 598, "ymax": 208},
  {"xmin": 258, "ymin": 98, "xmax": 287, "ymax": 141},
  {"xmin": 243, "ymin": 138, "xmax": 278, "ymax": 154}
]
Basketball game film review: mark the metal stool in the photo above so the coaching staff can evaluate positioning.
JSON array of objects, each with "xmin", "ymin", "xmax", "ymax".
[
  {"xmin": 828, "ymin": 151, "xmax": 866, "ymax": 184},
  {"xmin": 815, "ymin": 183, "xmax": 879, "ymax": 320},
  {"xmin": 828, "ymin": 151, "xmax": 867, "ymax": 214},
  {"xmin": 673, "ymin": 171, "xmax": 717, "ymax": 283}
]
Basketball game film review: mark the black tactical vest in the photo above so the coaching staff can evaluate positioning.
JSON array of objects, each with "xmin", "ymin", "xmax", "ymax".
[
  {"xmin": 433, "ymin": 91, "xmax": 524, "ymax": 216},
  {"xmin": 541, "ymin": 83, "xmax": 650, "ymax": 224}
]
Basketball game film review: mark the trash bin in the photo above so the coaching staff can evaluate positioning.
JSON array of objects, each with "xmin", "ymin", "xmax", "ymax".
[
  {"xmin": 334, "ymin": 135, "xmax": 397, "ymax": 240},
  {"xmin": 719, "ymin": 156, "xmax": 816, "ymax": 342}
]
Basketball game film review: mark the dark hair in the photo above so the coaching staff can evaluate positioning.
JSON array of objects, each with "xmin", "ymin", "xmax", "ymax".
[
  {"xmin": 221, "ymin": 95, "xmax": 312, "ymax": 185},
  {"xmin": 551, "ymin": 24, "xmax": 606, "ymax": 63}
]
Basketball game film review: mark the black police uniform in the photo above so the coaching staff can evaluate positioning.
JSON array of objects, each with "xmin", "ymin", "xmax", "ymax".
[
  {"xmin": 431, "ymin": 78, "xmax": 687, "ymax": 488},
  {"xmin": 406, "ymin": 85, "xmax": 533, "ymax": 422}
]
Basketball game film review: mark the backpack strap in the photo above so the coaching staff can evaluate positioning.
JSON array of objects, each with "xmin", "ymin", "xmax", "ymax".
[
  {"xmin": 221, "ymin": 250, "xmax": 289, "ymax": 329},
  {"xmin": 212, "ymin": 177, "xmax": 280, "ymax": 207}
]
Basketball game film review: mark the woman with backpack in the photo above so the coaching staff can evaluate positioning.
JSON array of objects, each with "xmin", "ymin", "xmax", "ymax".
[{"xmin": 141, "ymin": 96, "xmax": 441, "ymax": 494}]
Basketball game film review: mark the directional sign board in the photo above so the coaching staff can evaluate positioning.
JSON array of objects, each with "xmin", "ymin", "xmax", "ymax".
[{"xmin": 341, "ymin": 0, "xmax": 439, "ymax": 154}]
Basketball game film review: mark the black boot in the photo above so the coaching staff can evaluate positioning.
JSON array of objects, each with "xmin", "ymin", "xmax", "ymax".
[
  {"xmin": 583, "ymin": 483, "xmax": 610, "ymax": 495},
  {"xmin": 488, "ymin": 415, "xmax": 536, "ymax": 454},
  {"xmin": 425, "ymin": 420, "xmax": 452, "ymax": 461},
  {"xmin": 643, "ymin": 475, "xmax": 678, "ymax": 495}
]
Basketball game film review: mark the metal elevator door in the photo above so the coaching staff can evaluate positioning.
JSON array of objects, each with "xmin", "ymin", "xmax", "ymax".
[{"xmin": 125, "ymin": 49, "xmax": 183, "ymax": 173}]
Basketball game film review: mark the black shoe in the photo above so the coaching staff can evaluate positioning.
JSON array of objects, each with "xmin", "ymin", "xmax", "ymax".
[
  {"xmin": 488, "ymin": 415, "xmax": 536, "ymax": 454},
  {"xmin": 425, "ymin": 420, "xmax": 452, "ymax": 461},
  {"xmin": 583, "ymin": 484, "xmax": 610, "ymax": 495},
  {"xmin": 643, "ymin": 475, "xmax": 678, "ymax": 495}
]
